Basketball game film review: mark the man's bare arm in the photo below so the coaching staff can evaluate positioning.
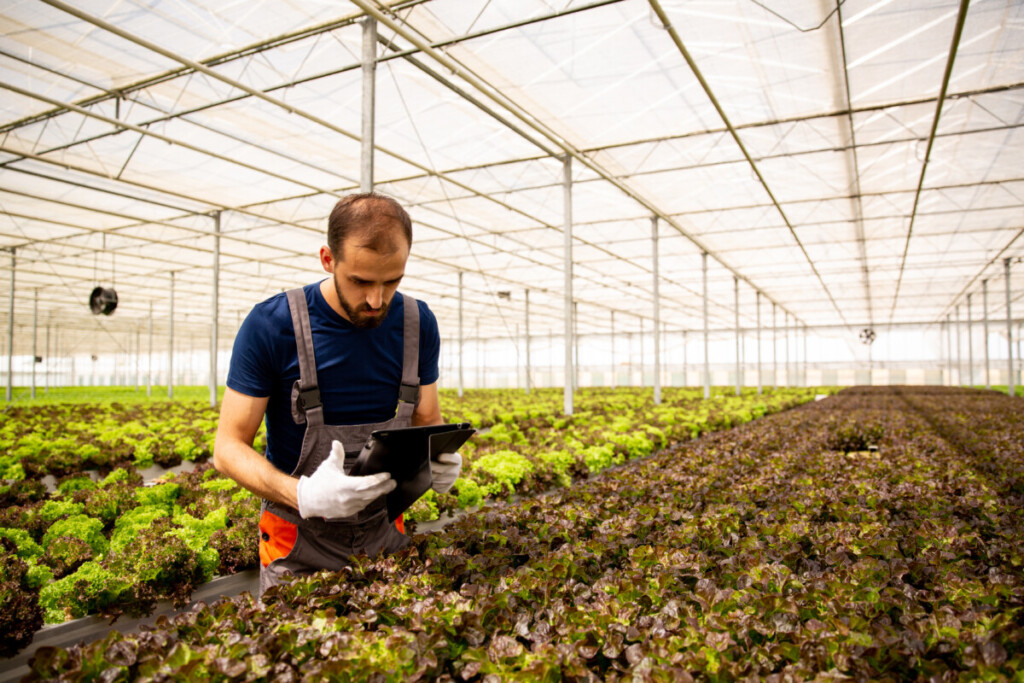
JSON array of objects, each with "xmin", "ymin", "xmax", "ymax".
[
  {"xmin": 213, "ymin": 387, "xmax": 299, "ymax": 509},
  {"xmin": 412, "ymin": 381, "xmax": 443, "ymax": 426}
]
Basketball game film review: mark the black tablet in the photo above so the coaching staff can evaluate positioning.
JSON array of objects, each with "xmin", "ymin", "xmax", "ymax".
[{"xmin": 350, "ymin": 423, "xmax": 475, "ymax": 521}]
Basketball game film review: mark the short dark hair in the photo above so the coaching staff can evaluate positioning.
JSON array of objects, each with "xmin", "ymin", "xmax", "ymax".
[{"xmin": 327, "ymin": 193, "xmax": 412, "ymax": 258}]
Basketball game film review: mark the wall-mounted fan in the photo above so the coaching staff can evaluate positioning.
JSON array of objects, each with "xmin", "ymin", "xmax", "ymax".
[{"xmin": 89, "ymin": 286, "xmax": 118, "ymax": 315}]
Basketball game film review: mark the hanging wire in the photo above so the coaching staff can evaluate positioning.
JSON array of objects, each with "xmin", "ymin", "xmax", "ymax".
[{"xmin": 745, "ymin": 0, "xmax": 846, "ymax": 33}]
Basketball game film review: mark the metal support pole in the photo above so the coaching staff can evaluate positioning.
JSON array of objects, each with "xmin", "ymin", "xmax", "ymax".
[
  {"xmin": 983, "ymin": 279, "xmax": 990, "ymax": 389},
  {"xmin": 785, "ymin": 313, "xmax": 791, "ymax": 387},
  {"xmin": 945, "ymin": 314, "xmax": 952, "ymax": 386},
  {"xmin": 772, "ymin": 303, "xmax": 777, "ymax": 389},
  {"xmin": 756, "ymin": 291, "xmax": 762, "ymax": 395},
  {"xmin": 210, "ymin": 211, "xmax": 220, "ymax": 407},
  {"xmin": 967, "ymin": 293, "xmax": 973, "ymax": 388},
  {"xmin": 702, "ymin": 251, "xmax": 710, "ymax": 400},
  {"xmin": 6, "ymin": 249, "xmax": 14, "ymax": 402},
  {"xmin": 515, "ymin": 323, "xmax": 521, "ymax": 390},
  {"xmin": 31, "ymin": 289, "xmax": 38, "ymax": 399},
  {"xmin": 639, "ymin": 316, "xmax": 644, "ymax": 387},
  {"xmin": 652, "ymin": 217, "xmax": 661, "ymax": 404},
  {"xmin": 476, "ymin": 319, "xmax": 481, "ymax": 389},
  {"xmin": 147, "ymin": 302, "xmax": 153, "ymax": 397},
  {"xmin": 457, "ymin": 272, "xmax": 463, "ymax": 397},
  {"xmin": 563, "ymin": 155, "xmax": 574, "ymax": 415},
  {"xmin": 360, "ymin": 17, "xmax": 377, "ymax": 192},
  {"xmin": 610, "ymin": 310, "xmax": 616, "ymax": 389},
  {"xmin": 682, "ymin": 330, "xmax": 687, "ymax": 387},
  {"xmin": 734, "ymin": 276, "xmax": 740, "ymax": 396},
  {"xmin": 574, "ymin": 302, "xmax": 580, "ymax": 392},
  {"xmin": 135, "ymin": 327, "xmax": 140, "ymax": 391},
  {"xmin": 798, "ymin": 325, "xmax": 806, "ymax": 387},
  {"xmin": 524, "ymin": 288, "xmax": 531, "ymax": 395},
  {"xmin": 1006, "ymin": 258, "xmax": 1015, "ymax": 397},
  {"xmin": 45, "ymin": 322, "xmax": 50, "ymax": 393},
  {"xmin": 169, "ymin": 272, "xmax": 175, "ymax": 400},
  {"xmin": 950, "ymin": 307, "xmax": 958, "ymax": 387}
]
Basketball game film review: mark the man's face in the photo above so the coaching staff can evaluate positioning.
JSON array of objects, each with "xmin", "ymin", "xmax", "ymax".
[{"xmin": 322, "ymin": 235, "xmax": 409, "ymax": 329}]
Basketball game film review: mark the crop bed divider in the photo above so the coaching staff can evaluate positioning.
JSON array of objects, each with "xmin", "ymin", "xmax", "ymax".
[{"xmin": 0, "ymin": 569, "xmax": 260, "ymax": 683}]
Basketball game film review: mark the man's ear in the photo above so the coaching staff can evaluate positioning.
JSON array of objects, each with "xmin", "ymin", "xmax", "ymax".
[{"xmin": 319, "ymin": 245, "xmax": 334, "ymax": 273}]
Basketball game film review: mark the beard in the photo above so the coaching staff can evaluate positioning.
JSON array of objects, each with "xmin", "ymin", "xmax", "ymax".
[{"xmin": 333, "ymin": 274, "xmax": 390, "ymax": 329}]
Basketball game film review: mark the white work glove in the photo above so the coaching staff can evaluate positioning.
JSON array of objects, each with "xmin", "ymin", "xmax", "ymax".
[
  {"xmin": 295, "ymin": 440, "xmax": 396, "ymax": 519},
  {"xmin": 430, "ymin": 452, "xmax": 462, "ymax": 495}
]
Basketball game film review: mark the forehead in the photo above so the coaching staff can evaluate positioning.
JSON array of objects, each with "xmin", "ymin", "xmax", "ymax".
[{"xmin": 338, "ymin": 241, "xmax": 409, "ymax": 278}]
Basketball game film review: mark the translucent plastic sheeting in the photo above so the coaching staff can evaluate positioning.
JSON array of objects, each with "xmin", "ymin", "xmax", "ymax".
[{"xmin": 0, "ymin": 0, "xmax": 1020, "ymax": 372}]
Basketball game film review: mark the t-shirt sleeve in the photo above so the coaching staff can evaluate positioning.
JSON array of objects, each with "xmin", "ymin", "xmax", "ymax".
[
  {"xmin": 226, "ymin": 303, "xmax": 277, "ymax": 397},
  {"xmin": 417, "ymin": 300, "xmax": 440, "ymax": 386}
]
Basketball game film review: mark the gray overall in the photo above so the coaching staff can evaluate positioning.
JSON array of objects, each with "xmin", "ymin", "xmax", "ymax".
[{"xmin": 258, "ymin": 288, "xmax": 418, "ymax": 595}]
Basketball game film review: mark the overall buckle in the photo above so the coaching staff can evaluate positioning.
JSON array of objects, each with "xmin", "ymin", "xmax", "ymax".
[
  {"xmin": 398, "ymin": 383, "xmax": 419, "ymax": 403},
  {"xmin": 298, "ymin": 386, "xmax": 321, "ymax": 411}
]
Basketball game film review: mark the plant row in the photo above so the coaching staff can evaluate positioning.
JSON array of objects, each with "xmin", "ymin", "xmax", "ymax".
[
  {"xmin": 18, "ymin": 386, "xmax": 1022, "ymax": 680},
  {"xmin": 0, "ymin": 387, "xmax": 821, "ymax": 645},
  {"xmin": 408, "ymin": 387, "xmax": 823, "ymax": 522}
]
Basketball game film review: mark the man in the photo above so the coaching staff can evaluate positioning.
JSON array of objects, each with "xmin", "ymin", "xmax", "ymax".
[{"xmin": 213, "ymin": 192, "xmax": 461, "ymax": 594}]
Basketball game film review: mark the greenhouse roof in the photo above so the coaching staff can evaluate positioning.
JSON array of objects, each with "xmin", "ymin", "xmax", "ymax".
[{"xmin": 1, "ymin": 0, "xmax": 1022, "ymax": 355}]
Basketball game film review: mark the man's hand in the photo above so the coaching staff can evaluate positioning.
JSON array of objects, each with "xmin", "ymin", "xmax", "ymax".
[
  {"xmin": 296, "ymin": 441, "xmax": 396, "ymax": 519},
  {"xmin": 430, "ymin": 452, "xmax": 462, "ymax": 494}
]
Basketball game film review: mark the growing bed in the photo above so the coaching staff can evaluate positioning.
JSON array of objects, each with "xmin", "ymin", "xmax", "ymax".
[
  {"xmin": 1, "ymin": 387, "xmax": 819, "ymax": 663},
  {"xmin": 4, "ymin": 386, "xmax": 1021, "ymax": 679}
]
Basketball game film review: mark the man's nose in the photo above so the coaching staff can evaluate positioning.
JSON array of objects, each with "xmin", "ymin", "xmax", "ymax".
[{"xmin": 366, "ymin": 286, "xmax": 383, "ymax": 309}]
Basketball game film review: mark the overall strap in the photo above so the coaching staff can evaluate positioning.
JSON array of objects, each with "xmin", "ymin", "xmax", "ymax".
[
  {"xmin": 396, "ymin": 294, "xmax": 421, "ymax": 421},
  {"xmin": 286, "ymin": 288, "xmax": 324, "ymax": 427}
]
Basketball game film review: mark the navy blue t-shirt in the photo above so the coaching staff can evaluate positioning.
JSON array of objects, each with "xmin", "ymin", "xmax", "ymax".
[{"xmin": 227, "ymin": 283, "xmax": 440, "ymax": 474}]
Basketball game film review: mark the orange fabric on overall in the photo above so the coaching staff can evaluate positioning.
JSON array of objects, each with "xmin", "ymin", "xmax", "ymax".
[
  {"xmin": 260, "ymin": 510, "xmax": 404, "ymax": 567},
  {"xmin": 259, "ymin": 510, "xmax": 298, "ymax": 568}
]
